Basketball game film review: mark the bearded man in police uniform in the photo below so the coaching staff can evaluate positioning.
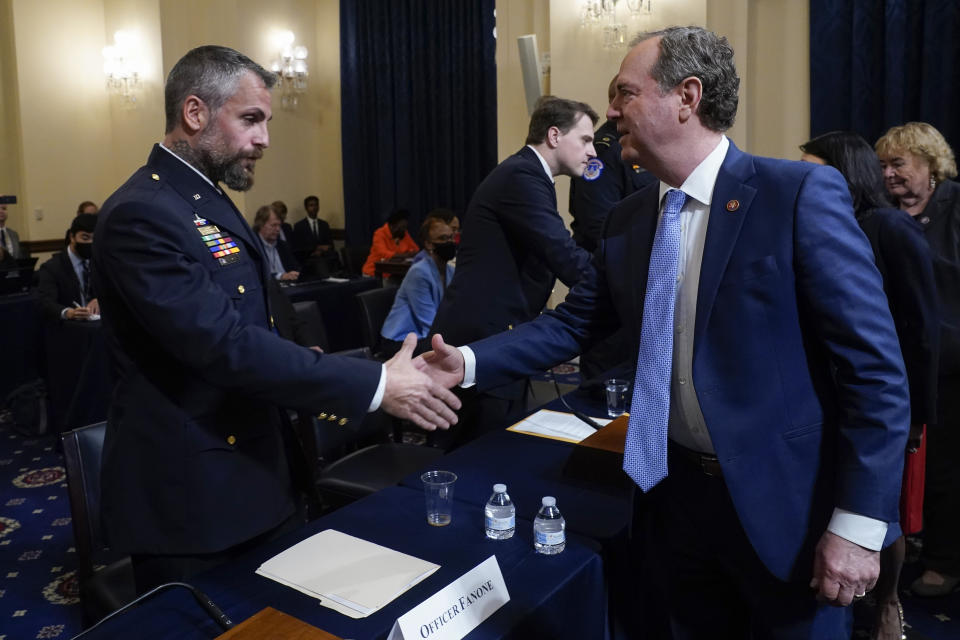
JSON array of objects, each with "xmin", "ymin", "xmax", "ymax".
[{"xmin": 94, "ymin": 45, "xmax": 459, "ymax": 593}]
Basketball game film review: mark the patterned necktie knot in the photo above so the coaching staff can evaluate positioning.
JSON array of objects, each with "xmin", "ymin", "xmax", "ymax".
[
  {"xmin": 663, "ymin": 188, "xmax": 687, "ymax": 218},
  {"xmin": 623, "ymin": 189, "xmax": 687, "ymax": 491}
]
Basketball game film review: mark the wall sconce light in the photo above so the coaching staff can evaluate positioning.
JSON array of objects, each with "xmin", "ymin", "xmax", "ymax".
[
  {"xmin": 580, "ymin": 0, "xmax": 654, "ymax": 50},
  {"xmin": 102, "ymin": 30, "xmax": 141, "ymax": 107},
  {"xmin": 269, "ymin": 30, "xmax": 308, "ymax": 110}
]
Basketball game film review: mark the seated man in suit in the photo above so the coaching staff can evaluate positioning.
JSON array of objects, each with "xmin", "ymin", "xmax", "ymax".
[
  {"xmin": 430, "ymin": 95, "xmax": 597, "ymax": 447},
  {"xmin": 380, "ymin": 215, "xmax": 456, "ymax": 357},
  {"xmin": 270, "ymin": 199, "xmax": 294, "ymax": 242},
  {"xmin": 362, "ymin": 208, "xmax": 419, "ymax": 277},
  {"xmin": 37, "ymin": 213, "xmax": 99, "ymax": 321},
  {"xmin": 253, "ymin": 204, "xmax": 300, "ymax": 281},
  {"xmin": 0, "ymin": 195, "xmax": 23, "ymax": 260},
  {"xmin": 292, "ymin": 195, "xmax": 339, "ymax": 276}
]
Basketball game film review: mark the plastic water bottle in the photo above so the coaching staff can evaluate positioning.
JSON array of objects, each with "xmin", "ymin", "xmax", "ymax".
[
  {"xmin": 533, "ymin": 496, "xmax": 565, "ymax": 555},
  {"xmin": 484, "ymin": 484, "xmax": 516, "ymax": 540}
]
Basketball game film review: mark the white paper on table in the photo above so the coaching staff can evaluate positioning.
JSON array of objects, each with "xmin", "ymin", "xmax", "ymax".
[
  {"xmin": 255, "ymin": 529, "xmax": 440, "ymax": 619},
  {"xmin": 506, "ymin": 408, "xmax": 611, "ymax": 444},
  {"xmin": 323, "ymin": 276, "xmax": 350, "ymax": 283}
]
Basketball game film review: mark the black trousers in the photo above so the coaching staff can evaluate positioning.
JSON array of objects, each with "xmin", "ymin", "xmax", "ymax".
[
  {"xmin": 637, "ymin": 447, "xmax": 850, "ymax": 639},
  {"xmin": 921, "ymin": 374, "xmax": 960, "ymax": 575}
]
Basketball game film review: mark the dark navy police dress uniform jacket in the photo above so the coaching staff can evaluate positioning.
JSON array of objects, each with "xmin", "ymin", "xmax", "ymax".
[{"xmin": 94, "ymin": 145, "xmax": 381, "ymax": 555}]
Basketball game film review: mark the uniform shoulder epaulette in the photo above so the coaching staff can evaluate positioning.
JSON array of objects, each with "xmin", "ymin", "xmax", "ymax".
[{"xmin": 595, "ymin": 134, "xmax": 614, "ymax": 150}]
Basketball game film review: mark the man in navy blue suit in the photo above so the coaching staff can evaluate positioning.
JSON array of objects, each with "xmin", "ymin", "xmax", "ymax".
[
  {"xmin": 418, "ymin": 27, "xmax": 909, "ymax": 638},
  {"xmin": 430, "ymin": 96, "xmax": 597, "ymax": 447},
  {"xmin": 94, "ymin": 45, "xmax": 459, "ymax": 592}
]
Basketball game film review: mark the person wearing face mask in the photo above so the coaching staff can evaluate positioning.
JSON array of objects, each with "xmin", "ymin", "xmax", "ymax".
[
  {"xmin": 37, "ymin": 213, "xmax": 99, "ymax": 321},
  {"xmin": 380, "ymin": 215, "xmax": 456, "ymax": 357},
  {"xmin": 876, "ymin": 122, "xmax": 960, "ymax": 599}
]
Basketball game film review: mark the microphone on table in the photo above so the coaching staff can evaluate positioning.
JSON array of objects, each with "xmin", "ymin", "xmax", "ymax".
[{"xmin": 70, "ymin": 581, "xmax": 234, "ymax": 639}]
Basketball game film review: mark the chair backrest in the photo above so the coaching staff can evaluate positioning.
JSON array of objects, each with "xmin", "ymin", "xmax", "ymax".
[
  {"xmin": 291, "ymin": 300, "xmax": 331, "ymax": 352},
  {"xmin": 341, "ymin": 244, "xmax": 371, "ymax": 277},
  {"xmin": 61, "ymin": 422, "xmax": 107, "ymax": 584},
  {"xmin": 355, "ymin": 286, "xmax": 398, "ymax": 355}
]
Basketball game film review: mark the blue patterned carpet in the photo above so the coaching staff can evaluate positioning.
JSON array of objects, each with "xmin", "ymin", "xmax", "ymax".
[{"xmin": 0, "ymin": 421, "xmax": 82, "ymax": 640}]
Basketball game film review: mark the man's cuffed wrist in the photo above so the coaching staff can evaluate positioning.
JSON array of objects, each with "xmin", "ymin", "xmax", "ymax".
[
  {"xmin": 458, "ymin": 346, "xmax": 476, "ymax": 387},
  {"xmin": 827, "ymin": 508, "xmax": 887, "ymax": 551}
]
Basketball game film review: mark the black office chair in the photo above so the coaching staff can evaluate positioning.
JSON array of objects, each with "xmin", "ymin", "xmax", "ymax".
[
  {"xmin": 291, "ymin": 300, "xmax": 331, "ymax": 352},
  {"xmin": 356, "ymin": 286, "xmax": 398, "ymax": 359},
  {"xmin": 316, "ymin": 437, "xmax": 443, "ymax": 511},
  {"xmin": 61, "ymin": 422, "xmax": 136, "ymax": 625},
  {"xmin": 300, "ymin": 345, "xmax": 443, "ymax": 512},
  {"xmin": 340, "ymin": 244, "xmax": 371, "ymax": 277}
]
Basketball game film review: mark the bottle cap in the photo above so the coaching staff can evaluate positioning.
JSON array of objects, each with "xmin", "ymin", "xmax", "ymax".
[
  {"xmin": 541, "ymin": 496, "xmax": 556, "ymax": 507},
  {"xmin": 493, "ymin": 483, "xmax": 507, "ymax": 493}
]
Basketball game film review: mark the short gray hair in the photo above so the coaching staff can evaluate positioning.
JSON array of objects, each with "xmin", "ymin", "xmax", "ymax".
[
  {"xmin": 631, "ymin": 26, "xmax": 739, "ymax": 132},
  {"xmin": 164, "ymin": 45, "xmax": 276, "ymax": 134}
]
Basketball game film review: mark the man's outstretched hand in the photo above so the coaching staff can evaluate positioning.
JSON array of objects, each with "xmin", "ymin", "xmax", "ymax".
[
  {"xmin": 382, "ymin": 333, "xmax": 461, "ymax": 431},
  {"xmin": 413, "ymin": 334, "xmax": 466, "ymax": 389}
]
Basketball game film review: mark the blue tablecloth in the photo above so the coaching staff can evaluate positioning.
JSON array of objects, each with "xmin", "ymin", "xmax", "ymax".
[
  {"xmin": 399, "ymin": 394, "xmax": 642, "ymax": 640},
  {"xmin": 83, "ymin": 486, "xmax": 608, "ymax": 639},
  {"xmin": 0, "ymin": 292, "xmax": 43, "ymax": 398},
  {"xmin": 399, "ymin": 429, "xmax": 631, "ymax": 544}
]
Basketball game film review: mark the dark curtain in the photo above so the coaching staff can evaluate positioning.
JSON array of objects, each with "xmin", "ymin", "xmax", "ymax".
[
  {"xmin": 340, "ymin": 0, "xmax": 497, "ymax": 246},
  {"xmin": 810, "ymin": 0, "xmax": 960, "ymax": 152}
]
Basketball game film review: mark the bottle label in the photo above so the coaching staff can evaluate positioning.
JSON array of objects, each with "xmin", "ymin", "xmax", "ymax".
[
  {"xmin": 535, "ymin": 529, "xmax": 565, "ymax": 545},
  {"xmin": 486, "ymin": 515, "xmax": 515, "ymax": 530}
]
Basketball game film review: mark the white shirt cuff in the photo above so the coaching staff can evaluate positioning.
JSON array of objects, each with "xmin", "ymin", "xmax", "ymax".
[
  {"xmin": 826, "ymin": 508, "xmax": 888, "ymax": 551},
  {"xmin": 459, "ymin": 346, "xmax": 477, "ymax": 387},
  {"xmin": 367, "ymin": 364, "xmax": 387, "ymax": 412}
]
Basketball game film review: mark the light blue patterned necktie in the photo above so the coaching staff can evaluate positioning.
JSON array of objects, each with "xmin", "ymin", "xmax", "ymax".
[{"xmin": 623, "ymin": 188, "xmax": 687, "ymax": 491}]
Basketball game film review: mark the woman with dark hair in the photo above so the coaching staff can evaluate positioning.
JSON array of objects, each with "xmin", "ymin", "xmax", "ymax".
[{"xmin": 802, "ymin": 130, "xmax": 939, "ymax": 640}]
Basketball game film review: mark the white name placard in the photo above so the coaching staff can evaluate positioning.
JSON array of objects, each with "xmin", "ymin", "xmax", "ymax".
[{"xmin": 387, "ymin": 555, "xmax": 510, "ymax": 640}]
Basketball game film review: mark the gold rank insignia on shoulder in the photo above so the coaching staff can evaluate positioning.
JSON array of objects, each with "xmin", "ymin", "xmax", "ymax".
[{"xmin": 151, "ymin": 173, "xmax": 160, "ymax": 181}]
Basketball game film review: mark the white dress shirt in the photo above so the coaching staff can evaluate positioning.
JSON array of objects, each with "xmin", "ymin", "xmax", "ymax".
[{"xmin": 462, "ymin": 135, "xmax": 886, "ymax": 550}]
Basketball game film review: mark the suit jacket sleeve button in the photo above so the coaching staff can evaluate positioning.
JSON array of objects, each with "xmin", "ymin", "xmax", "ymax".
[
  {"xmin": 237, "ymin": 285, "xmax": 245, "ymax": 294},
  {"xmin": 227, "ymin": 435, "xmax": 237, "ymax": 445},
  {"xmin": 317, "ymin": 413, "xmax": 327, "ymax": 420},
  {"xmin": 328, "ymin": 414, "xmax": 337, "ymax": 421},
  {"xmin": 338, "ymin": 418, "xmax": 348, "ymax": 426}
]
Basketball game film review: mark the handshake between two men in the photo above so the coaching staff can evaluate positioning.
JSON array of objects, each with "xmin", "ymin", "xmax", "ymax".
[{"xmin": 379, "ymin": 333, "xmax": 465, "ymax": 432}]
